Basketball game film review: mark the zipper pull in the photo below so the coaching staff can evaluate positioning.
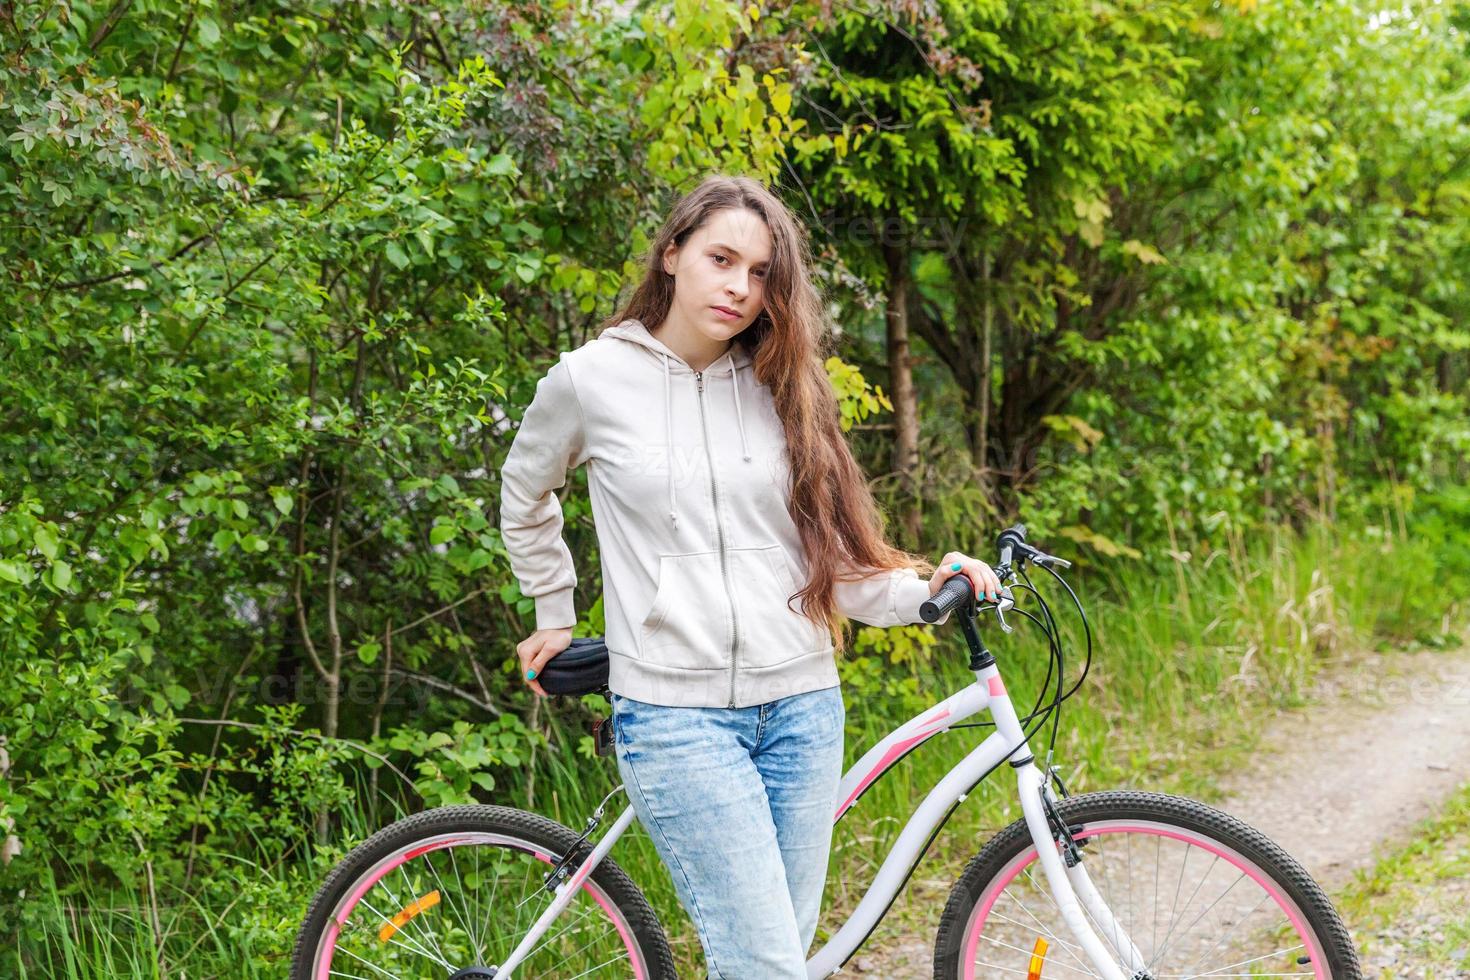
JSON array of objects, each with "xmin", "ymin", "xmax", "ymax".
[{"xmin": 696, "ymin": 371, "xmax": 703, "ymax": 392}]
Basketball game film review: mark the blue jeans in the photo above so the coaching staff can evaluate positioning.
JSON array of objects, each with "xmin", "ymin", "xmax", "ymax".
[{"xmin": 610, "ymin": 685, "xmax": 846, "ymax": 979}]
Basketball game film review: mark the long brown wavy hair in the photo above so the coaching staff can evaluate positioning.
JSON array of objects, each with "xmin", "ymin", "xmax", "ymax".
[{"xmin": 600, "ymin": 174, "xmax": 935, "ymax": 655}]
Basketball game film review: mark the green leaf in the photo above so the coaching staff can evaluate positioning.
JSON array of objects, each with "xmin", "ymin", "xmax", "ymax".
[
  {"xmin": 429, "ymin": 523, "xmax": 457, "ymax": 546},
  {"xmin": 33, "ymin": 526, "xmax": 59, "ymax": 560},
  {"xmin": 49, "ymin": 560, "xmax": 72, "ymax": 591},
  {"xmin": 357, "ymin": 641, "xmax": 382, "ymax": 665},
  {"xmin": 385, "ymin": 241, "xmax": 410, "ymax": 270},
  {"xmin": 271, "ymin": 487, "xmax": 294, "ymax": 515}
]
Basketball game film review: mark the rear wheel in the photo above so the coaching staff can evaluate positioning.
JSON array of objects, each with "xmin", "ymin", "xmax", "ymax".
[
  {"xmin": 933, "ymin": 791, "xmax": 1360, "ymax": 979},
  {"xmin": 291, "ymin": 804, "xmax": 676, "ymax": 979}
]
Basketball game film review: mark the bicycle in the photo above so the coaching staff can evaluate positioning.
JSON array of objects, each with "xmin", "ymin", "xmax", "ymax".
[{"xmin": 291, "ymin": 524, "xmax": 1362, "ymax": 979}]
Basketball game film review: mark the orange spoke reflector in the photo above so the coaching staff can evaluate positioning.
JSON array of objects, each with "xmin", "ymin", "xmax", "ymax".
[
  {"xmin": 378, "ymin": 889, "xmax": 441, "ymax": 943},
  {"xmin": 1026, "ymin": 936, "xmax": 1049, "ymax": 979}
]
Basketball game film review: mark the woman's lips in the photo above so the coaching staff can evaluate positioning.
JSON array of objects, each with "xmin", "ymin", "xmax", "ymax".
[{"xmin": 712, "ymin": 305, "xmax": 741, "ymax": 321}]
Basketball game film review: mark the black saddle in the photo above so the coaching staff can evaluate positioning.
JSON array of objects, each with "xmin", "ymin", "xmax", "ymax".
[{"xmin": 537, "ymin": 636, "xmax": 610, "ymax": 697}]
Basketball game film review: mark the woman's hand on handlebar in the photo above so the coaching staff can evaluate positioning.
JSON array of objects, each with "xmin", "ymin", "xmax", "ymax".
[
  {"xmin": 929, "ymin": 551, "xmax": 1002, "ymax": 604},
  {"xmin": 516, "ymin": 627, "xmax": 573, "ymax": 697}
]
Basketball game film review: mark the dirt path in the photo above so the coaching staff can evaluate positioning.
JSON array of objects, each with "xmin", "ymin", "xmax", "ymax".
[
  {"xmin": 1212, "ymin": 646, "xmax": 1470, "ymax": 890},
  {"xmin": 843, "ymin": 645, "xmax": 1470, "ymax": 976}
]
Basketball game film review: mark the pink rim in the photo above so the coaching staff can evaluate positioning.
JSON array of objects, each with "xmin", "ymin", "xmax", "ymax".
[
  {"xmin": 959, "ymin": 821, "xmax": 1330, "ymax": 980},
  {"xmin": 314, "ymin": 833, "xmax": 648, "ymax": 980}
]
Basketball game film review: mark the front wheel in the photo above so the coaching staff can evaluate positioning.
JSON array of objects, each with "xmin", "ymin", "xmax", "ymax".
[
  {"xmin": 933, "ymin": 790, "xmax": 1360, "ymax": 979},
  {"xmin": 291, "ymin": 804, "xmax": 677, "ymax": 979}
]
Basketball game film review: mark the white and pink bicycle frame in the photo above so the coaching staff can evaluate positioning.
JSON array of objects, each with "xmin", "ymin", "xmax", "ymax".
[{"xmin": 495, "ymin": 644, "xmax": 1148, "ymax": 980}]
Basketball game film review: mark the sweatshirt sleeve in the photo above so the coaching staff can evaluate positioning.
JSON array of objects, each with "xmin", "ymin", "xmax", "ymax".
[
  {"xmin": 499, "ymin": 355, "xmax": 592, "ymax": 631},
  {"xmin": 833, "ymin": 564, "xmax": 951, "ymax": 628}
]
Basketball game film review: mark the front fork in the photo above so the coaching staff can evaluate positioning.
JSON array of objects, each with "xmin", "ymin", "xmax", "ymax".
[
  {"xmin": 1016, "ymin": 764, "xmax": 1153, "ymax": 980},
  {"xmin": 492, "ymin": 793, "xmax": 637, "ymax": 980}
]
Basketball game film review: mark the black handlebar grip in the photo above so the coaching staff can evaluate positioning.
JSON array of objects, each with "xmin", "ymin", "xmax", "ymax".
[{"xmin": 919, "ymin": 573, "xmax": 974, "ymax": 623}]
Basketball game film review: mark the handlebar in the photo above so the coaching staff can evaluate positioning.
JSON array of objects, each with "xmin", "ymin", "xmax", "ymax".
[
  {"xmin": 919, "ymin": 573, "xmax": 981, "ymax": 624},
  {"xmin": 918, "ymin": 523, "xmax": 1071, "ymax": 624}
]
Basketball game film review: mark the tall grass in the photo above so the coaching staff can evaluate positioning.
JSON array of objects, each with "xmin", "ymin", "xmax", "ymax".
[{"xmin": 10, "ymin": 509, "xmax": 1465, "ymax": 978}]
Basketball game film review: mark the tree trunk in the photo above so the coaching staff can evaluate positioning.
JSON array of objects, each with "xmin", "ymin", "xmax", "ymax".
[
  {"xmin": 883, "ymin": 243, "xmax": 922, "ymax": 546},
  {"xmin": 976, "ymin": 244, "xmax": 993, "ymax": 491}
]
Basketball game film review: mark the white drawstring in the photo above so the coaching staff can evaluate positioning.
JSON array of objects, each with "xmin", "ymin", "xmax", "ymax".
[
  {"xmin": 663, "ymin": 353, "xmax": 678, "ymax": 531},
  {"xmin": 729, "ymin": 355, "xmax": 752, "ymax": 462}
]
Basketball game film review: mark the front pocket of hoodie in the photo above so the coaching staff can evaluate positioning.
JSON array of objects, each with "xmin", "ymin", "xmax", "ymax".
[
  {"xmin": 730, "ymin": 545, "xmax": 832, "ymax": 669},
  {"xmin": 638, "ymin": 551, "xmax": 732, "ymax": 670}
]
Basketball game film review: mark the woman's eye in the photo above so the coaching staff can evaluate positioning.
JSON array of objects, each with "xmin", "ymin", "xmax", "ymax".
[{"xmin": 712, "ymin": 254, "xmax": 729, "ymax": 265}]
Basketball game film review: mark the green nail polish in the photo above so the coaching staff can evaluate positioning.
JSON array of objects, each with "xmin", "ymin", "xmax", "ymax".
[
  {"xmin": 950, "ymin": 562, "xmax": 961, "ymax": 571},
  {"xmin": 526, "ymin": 669, "xmax": 537, "ymax": 679}
]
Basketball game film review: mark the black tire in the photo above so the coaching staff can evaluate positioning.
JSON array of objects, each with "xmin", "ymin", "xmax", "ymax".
[
  {"xmin": 932, "ymin": 790, "xmax": 1360, "ymax": 979},
  {"xmin": 291, "ymin": 804, "xmax": 677, "ymax": 979}
]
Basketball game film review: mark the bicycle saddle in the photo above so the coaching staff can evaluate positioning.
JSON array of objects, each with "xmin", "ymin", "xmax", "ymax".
[{"xmin": 537, "ymin": 636, "xmax": 610, "ymax": 697}]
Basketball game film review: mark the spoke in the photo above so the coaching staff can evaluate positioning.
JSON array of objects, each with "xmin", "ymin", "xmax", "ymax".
[
  {"xmin": 563, "ymin": 952, "xmax": 639, "ymax": 979},
  {"xmin": 1151, "ymin": 848, "xmax": 1219, "ymax": 971},
  {"xmin": 488, "ymin": 846, "xmax": 505, "ymax": 957},
  {"xmin": 394, "ymin": 861, "xmax": 455, "ymax": 966},
  {"xmin": 990, "ymin": 903, "xmax": 1088, "ymax": 955},
  {"xmin": 540, "ymin": 918, "xmax": 628, "ymax": 977},
  {"xmin": 1152, "ymin": 832, "xmax": 1163, "ymax": 959},
  {"xmin": 1153, "ymin": 973, "xmax": 1312, "ymax": 978},
  {"xmin": 1022, "ymin": 864, "xmax": 1125, "ymax": 965},
  {"xmin": 1152, "ymin": 837, "xmax": 1193, "ymax": 972},
  {"xmin": 1090, "ymin": 829, "xmax": 1130, "ymax": 962},
  {"xmin": 446, "ymin": 844, "xmax": 485, "ymax": 963},
  {"xmin": 1178, "ymin": 887, "xmax": 1275, "ymax": 978},
  {"xmin": 422, "ymin": 849, "xmax": 478, "ymax": 959},
  {"xmin": 971, "ymin": 956, "xmax": 1087, "ymax": 978},
  {"xmin": 975, "ymin": 932, "xmax": 1106, "ymax": 976},
  {"xmin": 513, "ymin": 898, "xmax": 606, "ymax": 968},
  {"xmin": 329, "ymin": 971, "xmax": 381, "ymax": 980},
  {"xmin": 1170, "ymin": 943, "xmax": 1309, "ymax": 979},
  {"xmin": 333, "ymin": 943, "xmax": 407, "ymax": 980},
  {"xmin": 372, "ymin": 867, "xmax": 446, "ymax": 967},
  {"xmin": 1152, "ymin": 867, "xmax": 1244, "ymax": 967},
  {"xmin": 1126, "ymin": 829, "xmax": 1135, "ymax": 957},
  {"xmin": 993, "ymin": 891, "xmax": 1097, "ymax": 975},
  {"xmin": 1024, "ymin": 862, "xmax": 1130, "ymax": 969},
  {"xmin": 356, "ymin": 896, "xmax": 454, "ymax": 969}
]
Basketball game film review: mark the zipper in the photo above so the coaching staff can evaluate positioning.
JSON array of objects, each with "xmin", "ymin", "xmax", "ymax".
[{"xmin": 695, "ymin": 370, "xmax": 740, "ymax": 708}]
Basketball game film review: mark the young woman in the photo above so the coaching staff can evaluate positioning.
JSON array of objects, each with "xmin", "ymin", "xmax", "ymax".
[{"xmin": 499, "ymin": 174, "xmax": 999, "ymax": 978}]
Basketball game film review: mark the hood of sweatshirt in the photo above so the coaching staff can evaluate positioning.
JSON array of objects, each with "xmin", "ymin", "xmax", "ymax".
[{"xmin": 598, "ymin": 318, "xmax": 756, "ymax": 534}]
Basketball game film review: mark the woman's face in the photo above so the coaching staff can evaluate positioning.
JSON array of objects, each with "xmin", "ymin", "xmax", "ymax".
[{"xmin": 661, "ymin": 207, "xmax": 773, "ymax": 347}]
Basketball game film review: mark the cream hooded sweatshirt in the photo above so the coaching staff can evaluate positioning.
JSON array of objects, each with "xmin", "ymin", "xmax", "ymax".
[{"xmin": 498, "ymin": 317, "xmax": 947, "ymax": 708}]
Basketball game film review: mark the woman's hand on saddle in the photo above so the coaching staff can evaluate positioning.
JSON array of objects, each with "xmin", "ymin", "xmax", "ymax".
[
  {"xmin": 517, "ymin": 627, "xmax": 573, "ymax": 697},
  {"xmin": 928, "ymin": 552, "xmax": 1002, "ymax": 604}
]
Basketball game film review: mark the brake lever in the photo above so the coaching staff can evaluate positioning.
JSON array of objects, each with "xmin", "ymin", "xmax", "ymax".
[{"xmin": 982, "ymin": 585, "xmax": 1016, "ymax": 633}]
